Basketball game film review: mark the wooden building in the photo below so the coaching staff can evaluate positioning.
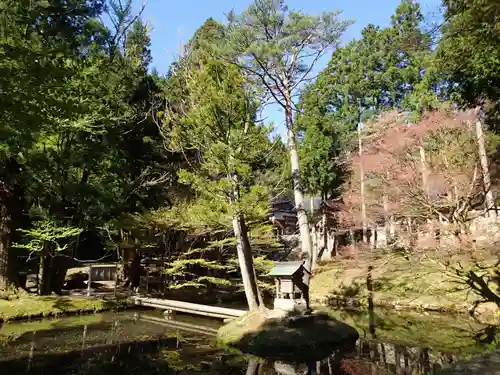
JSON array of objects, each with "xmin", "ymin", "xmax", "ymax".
[{"xmin": 267, "ymin": 261, "xmax": 308, "ymax": 311}]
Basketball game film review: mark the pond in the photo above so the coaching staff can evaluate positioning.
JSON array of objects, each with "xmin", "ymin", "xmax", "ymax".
[{"xmin": 0, "ymin": 308, "xmax": 498, "ymax": 375}]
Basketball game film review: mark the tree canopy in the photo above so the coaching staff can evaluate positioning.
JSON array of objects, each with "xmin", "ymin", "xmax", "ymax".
[{"xmin": 1, "ymin": 0, "xmax": 500, "ymax": 311}]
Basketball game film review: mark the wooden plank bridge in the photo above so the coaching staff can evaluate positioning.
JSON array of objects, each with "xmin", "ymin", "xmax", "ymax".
[{"xmin": 133, "ymin": 297, "xmax": 247, "ymax": 320}]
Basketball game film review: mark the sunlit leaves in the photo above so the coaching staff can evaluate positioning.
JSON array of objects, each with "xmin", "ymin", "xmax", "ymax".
[
  {"xmin": 437, "ymin": 0, "xmax": 500, "ymax": 114},
  {"xmin": 13, "ymin": 218, "xmax": 82, "ymax": 253}
]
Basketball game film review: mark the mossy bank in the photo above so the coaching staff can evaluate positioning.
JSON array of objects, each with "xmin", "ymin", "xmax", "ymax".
[
  {"xmin": 310, "ymin": 252, "xmax": 500, "ymax": 324},
  {"xmin": 0, "ymin": 296, "xmax": 129, "ymax": 322}
]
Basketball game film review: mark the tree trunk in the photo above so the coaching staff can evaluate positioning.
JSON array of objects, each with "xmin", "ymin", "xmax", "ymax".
[
  {"xmin": 311, "ymin": 224, "xmax": 318, "ymax": 265},
  {"xmin": 232, "ymin": 213, "xmax": 261, "ymax": 310},
  {"xmin": 475, "ymin": 120, "xmax": 496, "ymax": 217},
  {"xmin": 383, "ymin": 191, "xmax": 390, "ymax": 247},
  {"xmin": 38, "ymin": 248, "xmax": 52, "ymax": 296},
  {"xmin": 0, "ymin": 159, "xmax": 25, "ymax": 290},
  {"xmin": 51, "ymin": 255, "xmax": 70, "ymax": 295},
  {"xmin": 358, "ymin": 122, "xmax": 367, "ymax": 243},
  {"xmin": 419, "ymin": 146, "xmax": 429, "ymax": 196},
  {"xmin": 284, "ymin": 87, "xmax": 313, "ymax": 280},
  {"xmin": 245, "ymin": 359, "xmax": 260, "ymax": 375},
  {"xmin": 0, "ymin": 213, "xmax": 9, "ymax": 291},
  {"xmin": 0, "ymin": 191, "xmax": 21, "ymax": 290},
  {"xmin": 322, "ymin": 211, "xmax": 328, "ymax": 258}
]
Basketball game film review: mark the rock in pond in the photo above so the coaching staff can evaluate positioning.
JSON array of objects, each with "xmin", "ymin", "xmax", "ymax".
[{"xmin": 217, "ymin": 309, "xmax": 359, "ymax": 362}]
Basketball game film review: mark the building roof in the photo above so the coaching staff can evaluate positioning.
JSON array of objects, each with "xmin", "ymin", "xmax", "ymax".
[
  {"xmin": 267, "ymin": 261, "xmax": 304, "ymax": 277},
  {"xmin": 270, "ymin": 195, "xmax": 323, "ymax": 215}
]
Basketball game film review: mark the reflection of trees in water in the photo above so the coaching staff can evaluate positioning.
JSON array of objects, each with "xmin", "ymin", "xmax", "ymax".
[
  {"xmin": 1, "ymin": 337, "xmax": 252, "ymax": 375},
  {"xmin": 1, "ymin": 314, "xmax": 498, "ymax": 375},
  {"xmin": 0, "ymin": 320, "xmax": 249, "ymax": 375},
  {"xmin": 347, "ymin": 339, "xmax": 456, "ymax": 375},
  {"xmin": 271, "ymin": 339, "xmax": 467, "ymax": 375}
]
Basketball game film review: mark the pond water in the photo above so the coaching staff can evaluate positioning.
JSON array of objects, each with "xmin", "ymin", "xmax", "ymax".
[{"xmin": 0, "ymin": 308, "xmax": 498, "ymax": 375}]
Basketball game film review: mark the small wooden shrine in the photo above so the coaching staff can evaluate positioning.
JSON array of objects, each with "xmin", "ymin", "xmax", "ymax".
[{"xmin": 267, "ymin": 261, "xmax": 308, "ymax": 311}]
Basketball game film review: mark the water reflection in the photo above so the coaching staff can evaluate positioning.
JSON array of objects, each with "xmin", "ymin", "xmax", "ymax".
[
  {"xmin": 0, "ymin": 310, "xmax": 497, "ymax": 375},
  {"xmin": 263, "ymin": 325, "xmax": 496, "ymax": 375}
]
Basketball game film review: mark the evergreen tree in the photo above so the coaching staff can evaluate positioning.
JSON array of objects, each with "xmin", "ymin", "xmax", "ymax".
[
  {"xmin": 162, "ymin": 20, "xmax": 272, "ymax": 310},
  {"xmin": 0, "ymin": 0, "xmax": 107, "ymax": 290},
  {"xmin": 0, "ymin": 1, "xmax": 173, "ymax": 293},
  {"xmin": 437, "ymin": 0, "xmax": 500, "ymax": 127},
  {"xmin": 226, "ymin": 0, "xmax": 352, "ymax": 284},
  {"xmin": 305, "ymin": 0, "xmax": 438, "ymax": 134}
]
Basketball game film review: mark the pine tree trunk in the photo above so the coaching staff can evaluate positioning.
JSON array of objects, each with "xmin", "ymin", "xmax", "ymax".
[
  {"xmin": 0, "ymin": 168, "xmax": 13, "ymax": 290},
  {"xmin": 475, "ymin": 120, "xmax": 496, "ymax": 217},
  {"xmin": 284, "ymin": 87, "xmax": 313, "ymax": 283},
  {"xmin": 232, "ymin": 213, "xmax": 261, "ymax": 310}
]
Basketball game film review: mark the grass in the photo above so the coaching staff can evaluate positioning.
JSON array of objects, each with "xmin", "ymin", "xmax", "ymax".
[
  {"xmin": 310, "ymin": 251, "xmax": 498, "ymax": 316},
  {"xmin": 0, "ymin": 296, "xmax": 126, "ymax": 322}
]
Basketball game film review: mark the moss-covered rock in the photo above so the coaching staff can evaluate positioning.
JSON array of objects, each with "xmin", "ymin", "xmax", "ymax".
[{"xmin": 217, "ymin": 308, "xmax": 359, "ymax": 362}]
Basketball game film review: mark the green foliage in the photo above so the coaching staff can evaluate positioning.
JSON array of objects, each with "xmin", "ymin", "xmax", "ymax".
[
  {"xmin": 13, "ymin": 219, "xmax": 82, "ymax": 253},
  {"xmin": 437, "ymin": 0, "xmax": 500, "ymax": 126},
  {"xmin": 145, "ymin": 204, "xmax": 278, "ymax": 292},
  {"xmin": 296, "ymin": 0, "xmax": 444, "ymax": 201},
  {"xmin": 3, "ymin": 0, "xmax": 499, "ymax": 307},
  {"xmin": 0, "ymin": 0, "xmax": 182, "ymax": 292},
  {"xmin": 0, "ymin": 0, "xmax": 107, "ymax": 157},
  {"xmin": 226, "ymin": 0, "xmax": 352, "ymax": 109},
  {"xmin": 164, "ymin": 259, "xmax": 232, "ymax": 276},
  {"xmin": 297, "ymin": 112, "xmax": 351, "ymax": 198},
  {"xmin": 304, "ymin": 0, "xmax": 439, "ymax": 131},
  {"xmin": 2, "ymin": 0, "xmax": 174, "ymax": 229},
  {"xmin": 164, "ymin": 21, "xmax": 275, "ymax": 224}
]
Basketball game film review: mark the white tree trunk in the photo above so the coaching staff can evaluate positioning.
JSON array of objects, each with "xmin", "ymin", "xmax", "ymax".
[
  {"xmin": 321, "ymin": 211, "xmax": 328, "ymax": 259},
  {"xmin": 284, "ymin": 88, "xmax": 313, "ymax": 283},
  {"xmin": 475, "ymin": 120, "xmax": 496, "ymax": 218},
  {"xmin": 232, "ymin": 213, "xmax": 262, "ymax": 310},
  {"xmin": 311, "ymin": 224, "xmax": 318, "ymax": 265},
  {"xmin": 358, "ymin": 123, "xmax": 367, "ymax": 243}
]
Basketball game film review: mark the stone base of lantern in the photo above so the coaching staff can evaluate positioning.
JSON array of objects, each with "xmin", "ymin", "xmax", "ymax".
[
  {"xmin": 274, "ymin": 361, "xmax": 308, "ymax": 375},
  {"xmin": 273, "ymin": 297, "xmax": 307, "ymax": 312}
]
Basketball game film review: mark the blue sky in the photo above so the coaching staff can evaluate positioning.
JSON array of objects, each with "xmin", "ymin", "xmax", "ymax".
[{"xmin": 135, "ymin": 0, "xmax": 442, "ymax": 136}]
